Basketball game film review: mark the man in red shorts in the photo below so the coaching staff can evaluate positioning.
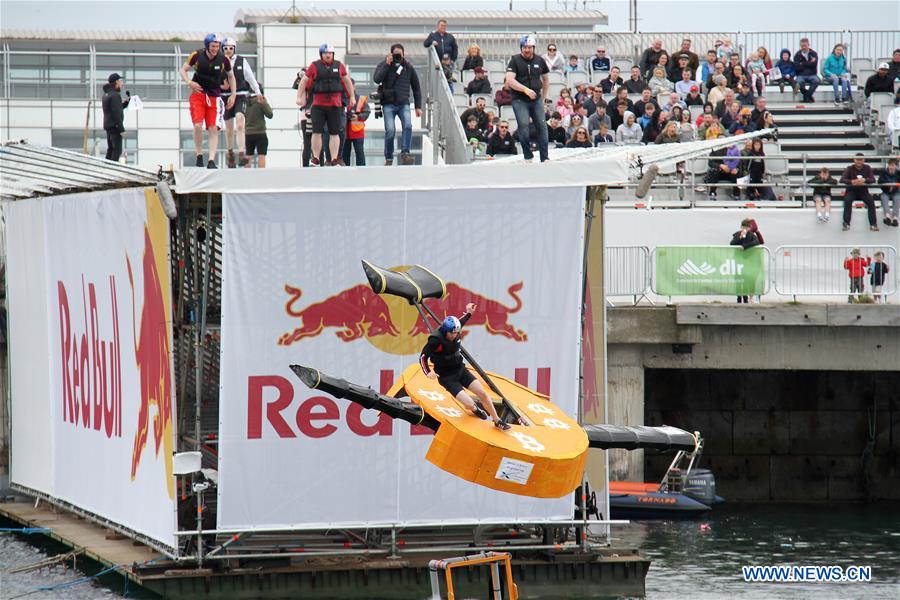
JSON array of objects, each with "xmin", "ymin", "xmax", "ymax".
[
  {"xmin": 180, "ymin": 34, "xmax": 236, "ymax": 168},
  {"xmin": 295, "ymin": 43, "xmax": 356, "ymax": 166}
]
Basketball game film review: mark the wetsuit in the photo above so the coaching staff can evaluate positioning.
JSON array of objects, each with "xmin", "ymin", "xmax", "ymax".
[{"xmin": 419, "ymin": 312, "xmax": 473, "ymax": 397}]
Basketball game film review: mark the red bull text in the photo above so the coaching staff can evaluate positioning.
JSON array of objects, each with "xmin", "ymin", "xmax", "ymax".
[
  {"xmin": 57, "ymin": 276, "xmax": 123, "ymax": 438},
  {"xmin": 245, "ymin": 368, "xmax": 549, "ymax": 440}
]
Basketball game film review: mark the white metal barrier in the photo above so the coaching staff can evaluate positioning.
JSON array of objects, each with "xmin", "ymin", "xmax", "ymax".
[
  {"xmin": 773, "ymin": 245, "xmax": 897, "ymax": 301},
  {"xmin": 605, "ymin": 245, "xmax": 651, "ymax": 304}
]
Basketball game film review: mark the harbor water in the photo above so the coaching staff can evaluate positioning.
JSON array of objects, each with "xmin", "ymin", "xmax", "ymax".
[{"xmin": 2, "ymin": 503, "xmax": 898, "ymax": 599}]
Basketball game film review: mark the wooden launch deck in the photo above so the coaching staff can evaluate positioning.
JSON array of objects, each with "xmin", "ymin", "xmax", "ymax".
[{"xmin": 1, "ymin": 499, "xmax": 650, "ymax": 599}]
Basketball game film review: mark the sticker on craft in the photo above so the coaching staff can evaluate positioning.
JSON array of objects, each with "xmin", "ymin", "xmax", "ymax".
[
  {"xmin": 417, "ymin": 389, "xmax": 446, "ymax": 402},
  {"xmin": 495, "ymin": 457, "xmax": 535, "ymax": 485}
]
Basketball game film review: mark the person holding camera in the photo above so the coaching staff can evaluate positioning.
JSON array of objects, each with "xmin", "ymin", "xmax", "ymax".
[
  {"xmin": 102, "ymin": 72, "xmax": 130, "ymax": 162},
  {"xmin": 373, "ymin": 44, "xmax": 422, "ymax": 165},
  {"xmin": 295, "ymin": 43, "xmax": 356, "ymax": 166},
  {"xmin": 505, "ymin": 35, "xmax": 550, "ymax": 162}
]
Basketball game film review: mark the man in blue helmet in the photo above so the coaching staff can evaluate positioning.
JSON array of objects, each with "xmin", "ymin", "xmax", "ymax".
[
  {"xmin": 180, "ymin": 34, "xmax": 236, "ymax": 168},
  {"xmin": 505, "ymin": 34, "xmax": 550, "ymax": 162},
  {"xmin": 419, "ymin": 303, "xmax": 511, "ymax": 430},
  {"xmin": 296, "ymin": 43, "xmax": 356, "ymax": 166}
]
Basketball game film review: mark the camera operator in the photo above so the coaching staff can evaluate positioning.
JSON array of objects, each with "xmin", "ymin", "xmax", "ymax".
[{"xmin": 373, "ymin": 44, "xmax": 422, "ymax": 165}]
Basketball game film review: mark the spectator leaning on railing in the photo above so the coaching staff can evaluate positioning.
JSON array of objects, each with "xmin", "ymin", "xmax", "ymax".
[
  {"xmin": 864, "ymin": 63, "xmax": 894, "ymax": 98},
  {"xmin": 840, "ymin": 153, "xmax": 878, "ymax": 232},
  {"xmin": 424, "ymin": 20, "xmax": 458, "ymax": 63}
]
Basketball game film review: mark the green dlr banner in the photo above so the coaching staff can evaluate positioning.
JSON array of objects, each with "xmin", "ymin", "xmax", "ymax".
[{"xmin": 654, "ymin": 246, "xmax": 767, "ymax": 295}]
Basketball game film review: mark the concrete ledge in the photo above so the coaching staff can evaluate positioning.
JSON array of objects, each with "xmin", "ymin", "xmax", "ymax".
[
  {"xmin": 608, "ymin": 307, "xmax": 702, "ymax": 344},
  {"xmin": 676, "ymin": 304, "xmax": 900, "ymax": 327}
]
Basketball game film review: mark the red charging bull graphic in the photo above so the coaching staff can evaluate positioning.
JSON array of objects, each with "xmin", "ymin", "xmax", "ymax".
[
  {"xmin": 277, "ymin": 275, "xmax": 527, "ymax": 356},
  {"xmin": 57, "ymin": 276, "xmax": 123, "ymax": 438},
  {"xmin": 126, "ymin": 222, "xmax": 175, "ymax": 500}
]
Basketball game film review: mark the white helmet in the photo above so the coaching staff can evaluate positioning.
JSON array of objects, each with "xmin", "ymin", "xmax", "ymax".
[{"xmin": 223, "ymin": 37, "xmax": 237, "ymax": 49}]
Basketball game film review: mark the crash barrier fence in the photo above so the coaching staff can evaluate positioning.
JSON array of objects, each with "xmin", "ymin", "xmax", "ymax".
[
  {"xmin": 773, "ymin": 245, "xmax": 897, "ymax": 301},
  {"xmin": 606, "ymin": 245, "xmax": 898, "ymax": 303},
  {"xmin": 610, "ymin": 154, "xmax": 900, "ymax": 206}
]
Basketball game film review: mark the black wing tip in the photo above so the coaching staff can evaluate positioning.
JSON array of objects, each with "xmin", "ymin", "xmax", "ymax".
[{"xmin": 289, "ymin": 364, "xmax": 320, "ymax": 389}]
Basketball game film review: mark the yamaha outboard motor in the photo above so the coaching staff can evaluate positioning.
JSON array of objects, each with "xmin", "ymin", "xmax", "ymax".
[{"xmin": 682, "ymin": 468, "xmax": 717, "ymax": 506}]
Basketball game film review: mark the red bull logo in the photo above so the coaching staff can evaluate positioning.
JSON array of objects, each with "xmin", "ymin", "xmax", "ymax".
[
  {"xmin": 277, "ymin": 273, "xmax": 527, "ymax": 356},
  {"xmin": 57, "ymin": 275, "xmax": 123, "ymax": 437},
  {"xmin": 126, "ymin": 192, "xmax": 174, "ymax": 500}
]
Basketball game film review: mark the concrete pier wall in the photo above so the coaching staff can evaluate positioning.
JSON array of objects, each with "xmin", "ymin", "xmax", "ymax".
[{"xmin": 606, "ymin": 305, "xmax": 900, "ymax": 500}]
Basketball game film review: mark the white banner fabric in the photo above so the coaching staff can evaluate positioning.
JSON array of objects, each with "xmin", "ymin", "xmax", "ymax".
[
  {"xmin": 6, "ymin": 188, "xmax": 177, "ymax": 549},
  {"xmin": 6, "ymin": 199, "xmax": 54, "ymax": 494},
  {"xmin": 218, "ymin": 186, "xmax": 586, "ymax": 529}
]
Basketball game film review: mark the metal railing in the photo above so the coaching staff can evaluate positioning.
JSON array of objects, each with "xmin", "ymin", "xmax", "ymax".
[
  {"xmin": 604, "ymin": 244, "xmax": 898, "ymax": 302},
  {"xmin": 605, "ymin": 245, "xmax": 651, "ymax": 304},
  {"xmin": 773, "ymin": 245, "xmax": 897, "ymax": 301},
  {"xmin": 424, "ymin": 45, "xmax": 470, "ymax": 165}
]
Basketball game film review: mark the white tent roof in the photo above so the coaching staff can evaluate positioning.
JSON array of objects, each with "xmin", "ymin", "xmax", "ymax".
[{"xmin": 172, "ymin": 130, "xmax": 770, "ymax": 194}]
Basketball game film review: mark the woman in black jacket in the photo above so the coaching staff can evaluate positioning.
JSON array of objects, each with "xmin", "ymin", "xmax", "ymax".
[
  {"xmin": 745, "ymin": 139, "xmax": 776, "ymax": 200},
  {"xmin": 730, "ymin": 217, "xmax": 762, "ymax": 303},
  {"xmin": 462, "ymin": 44, "xmax": 484, "ymax": 71}
]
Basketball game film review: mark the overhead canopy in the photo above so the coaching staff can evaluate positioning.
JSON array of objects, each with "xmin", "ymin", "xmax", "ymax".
[
  {"xmin": 172, "ymin": 130, "xmax": 771, "ymax": 194},
  {"xmin": 1, "ymin": 142, "xmax": 158, "ymax": 201}
]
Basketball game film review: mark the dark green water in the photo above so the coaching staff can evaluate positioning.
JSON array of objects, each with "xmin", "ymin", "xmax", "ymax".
[
  {"xmin": 3, "ymin": 504, "xmax": 898, "ymax": 598},
  {"xmin": 614, "ymin": 502, "xmax": 900, "ymax": 599}
]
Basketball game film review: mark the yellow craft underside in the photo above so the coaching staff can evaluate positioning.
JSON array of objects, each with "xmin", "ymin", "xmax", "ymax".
[{"xmin": 388, "ymin": 364, "xmax": 588, "ymax": 498}]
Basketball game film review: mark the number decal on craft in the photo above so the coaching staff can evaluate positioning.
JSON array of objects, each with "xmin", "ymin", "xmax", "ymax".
[
  {"xmin": 542, "ymin": 418, "xmax": 570, "ymax": 430},
  {"xmin": 526, "ymin": 403, "xmax": 554, "ymax": 415},
  {"xmin": 417, "ymin": 389, "xmax": 446, "ymax": 402},
  {"xmin": 510, "ymin": 431, "xmax": 545, "ymax": 453},
  {"xmin": 435, "ymin": 406, "xmax": 463, "ymax": 418}
]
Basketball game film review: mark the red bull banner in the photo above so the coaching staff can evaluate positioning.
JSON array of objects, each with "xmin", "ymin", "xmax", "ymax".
[
  {"xmin": 5, "ymin": 188, "xmax": 176, "ymax": 550},
  {"xmin": 218, "ymin": 187, "xmax": 586, "ymax": 529}
]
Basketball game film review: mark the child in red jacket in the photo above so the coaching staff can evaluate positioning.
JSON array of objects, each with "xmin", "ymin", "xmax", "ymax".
[{"xmin": 843, "ymin": 248, "xmax": 871, "ymax": 303}]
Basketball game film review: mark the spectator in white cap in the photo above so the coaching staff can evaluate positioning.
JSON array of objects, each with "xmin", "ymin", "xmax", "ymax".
[{"xmin": 864, "ymin": 63, "xmax": 895, "ymax": 98}]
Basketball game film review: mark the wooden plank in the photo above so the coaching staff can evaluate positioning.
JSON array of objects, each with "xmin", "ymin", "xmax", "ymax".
[{"xmin": 0, "ymin": 501, "xmax": 163, "ymax": 570}]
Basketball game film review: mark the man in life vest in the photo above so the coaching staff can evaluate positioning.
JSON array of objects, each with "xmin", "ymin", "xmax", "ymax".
[
  {"xmin": 295, "ymin": 43, "xmax": 356, "ymax": 166},
  {"xmin": 221, "ymin": 37, "xmax": 262, "ymax": 168},
  {"xmin": 419, "ymin": 304, "xmax": 511, "ymax": 431},
  {"xmin": 180, "ymin": 34, "xmax": 236, "ymax": 168}
]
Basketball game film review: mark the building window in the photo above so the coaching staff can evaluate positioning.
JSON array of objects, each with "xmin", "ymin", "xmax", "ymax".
[
  {"xmin": 9, "ymin": 52, "xmax": 92, "ymax": 99},
  {"xmin": 51, "ymin": 128, "xmax": 137, "ymax": 164}
]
